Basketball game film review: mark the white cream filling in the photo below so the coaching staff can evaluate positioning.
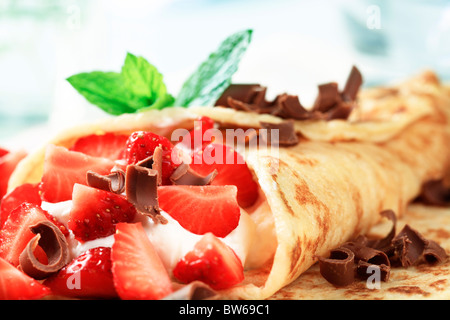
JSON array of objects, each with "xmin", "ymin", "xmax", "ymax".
[{"xmin": 41, "ymin": 197, "xmax": 276, "ymax": 274}]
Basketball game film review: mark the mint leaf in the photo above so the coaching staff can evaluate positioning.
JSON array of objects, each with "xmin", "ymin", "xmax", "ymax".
[
  {"xmin": 174, "ymin": 29, "xmax": 253, "ymax": 107},
  {"xmin": 122, "ymin": 52, "xmax": 172, "ymax": 108},
  {"xmin": 67, "ymin": 54, "xmax": 174, "ymax": 115},
  {"xmin": 67, "ymin": 72, "xmax": 146, "ymax": 115}
]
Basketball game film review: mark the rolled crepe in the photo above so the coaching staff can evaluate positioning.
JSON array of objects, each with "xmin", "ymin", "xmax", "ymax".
[{"xmin": 7, "ymin": 71, "xmax": 450, "ymax": 299}]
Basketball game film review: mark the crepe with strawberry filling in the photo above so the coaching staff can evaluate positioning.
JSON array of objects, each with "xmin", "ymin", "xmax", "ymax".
[{"xmin": 3, "ymin": 71, "xmax": 450, "ymax": 300}]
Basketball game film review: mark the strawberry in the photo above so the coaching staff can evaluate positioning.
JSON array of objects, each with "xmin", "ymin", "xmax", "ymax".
[
  {"xmin": 158, "ymin": 185, "xmax": 241, "ymax": 237},
  {"xmin": 69, "ymin": 133, "xmax": 128, "ymax": 160},
  {"xmin": 0, "ymin": 147, "xmax": 9, "ymax": 158},
  {"xmin": 68, "ymin": 184, "xmax": 136, "ymax": 242},
  {"xmin": 0, "ymin": 183, "xmax": 41, "ymax": 229},
  {"xmin": 111, "ymin": 222, "xmax": 172, "ymax": 300},
  {"xmin": 124, "ymin": 131, "xmax": 176, "ymax": 185},
  {"xmin": 190, "ymin": 143, "xmax": 259, "ymax": 208},
  {"xmin": 0, "ymin": 257, "xmax": 51, "ymax": 300},
  {"xmin": 0, "ymin": 203, "xmax": 51, "ymax": 267},
  {"xmin": 39, "ymin": 145, "xmax": 116, "ymax": 203},
  {"xmin": 185, "ymin": 116, "xmax": 215, "ymax": 151},
  {"xmin": 0, "ymin": 149, "xmax": 27, "ymax": 201},
  {"xmin": 44, "ymin": 247, "xmax": 117, "ymax": 299},
  {"xmin": 173, "ymin": 232, "xmax": 244, "ymax": 290}
]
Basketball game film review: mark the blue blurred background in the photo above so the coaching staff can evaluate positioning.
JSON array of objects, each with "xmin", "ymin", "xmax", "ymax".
[{"xmin": 1, "ymin": 0, "xmax": 450, "ymax": 149}]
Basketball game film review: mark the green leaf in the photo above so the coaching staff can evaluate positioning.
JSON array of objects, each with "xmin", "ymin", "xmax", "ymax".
[
  {"xmin": 67, "ymin": 54, "xmax": 174, "ymax": 115},
  {"xmin": 138, "ymin": 93, "xmax": 175, "ymax": 112},
  {"xmin": 66, "ymin": 72, "xmax": 146, "ymax": 115},
  {"xmin": 121, "ymin": 52, "xmax": 170, "ymax": 105},
  {"xmin": 174, "ymin": 29, "xmax": 253, "ymax": 107}
]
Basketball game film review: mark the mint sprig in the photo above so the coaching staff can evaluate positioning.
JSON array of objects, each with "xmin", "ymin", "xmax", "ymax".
[
  {"xmin": 67, "ymin": 29, "xmax": 252, "ymax": 115},
  {"xmin": 174, "ymin": 29, "xmax": 253, "ymax": 107},
  {"xmin": 67, "ymin": 53, "xmax": 173, "ymax": 115}
]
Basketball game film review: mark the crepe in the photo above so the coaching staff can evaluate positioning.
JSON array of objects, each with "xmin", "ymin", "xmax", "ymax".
[
  {"xmin": 269, "ymin": 204, "xmax": 450, "ymax": 300},
  {"xmin": 6, "ymin": 71, "xmax": 450, "ymax": 300}
]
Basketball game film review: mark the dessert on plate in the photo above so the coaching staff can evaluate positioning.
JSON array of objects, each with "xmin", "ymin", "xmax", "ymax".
[{"xmin": 0, "ymin": 30, "xmax": 448, "ymax": 300}]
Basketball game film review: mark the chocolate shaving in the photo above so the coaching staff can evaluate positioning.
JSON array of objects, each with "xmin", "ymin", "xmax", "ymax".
[
  {"xmin": 317, "ymin": 247, "xmax": 355, "ymax": 287},
  {"xmin": 151, "ymin": 146, "xmax": 163, "ymax": 186},
  {"xmin": 392, "ymin": 225, "xmax": 428, "ymax": 267},
  {"xmin": 318, "ymin": 210, "xmax": 447, "ymax": 287},
  {"xmin": 86, "ymin": 169, "xmax": 126, "ymax": 194},
  {"xmin": 170, "ymin": 162, "xmax": 218, "ymax": 186},
  {"xmin": 216, "ymin": 66, "xmax": 363, "ymax": 122},
  {"xmin": 163, "ymin": 281, "xmax": 218, "ymax": 300},
  {"xmin": 125, "ymin": 165, "xmax": 167, "ymax": 224},
  {"xmin": 215, "ymin": 84, "xmax": 266, "ymax": 107},
  {"xmin": 259, "ymin": 120, "xmax": 299, "ymax": 146},
  {"xmin": 356, "ymin": 260, "xmax": 390, "ymax": 282},
  {"xmin": 423, "ymin": 240, "xmax": 448, "ymax": 265},
  {"xmin": 341, "ymin": 241, "xmax": 390, "ymax": 267},
  {"xmin": 342, "ymin": 65, "xmax": 364, "ymax": 102},
  {"xmin": 416, "ymin": 179, "xmax": 450, "ymax": 206},
  {"xmin": 132, "ymin": 147, "xmax": 164, "ymax": 186},
  {"xmin": 313, "ymin": 82, "xmax": 342, "ymax": 113},
  {"xmin": 367, "ymin": 209, "xmax": 397, "ymax": 251},
  {"xmin": 19, "ymin": 221, "xmax": 70, "ymax": 280}
]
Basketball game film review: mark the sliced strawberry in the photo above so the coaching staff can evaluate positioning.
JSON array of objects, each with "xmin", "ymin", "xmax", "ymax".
[
  {"xmin": 0, "ymin": 257, "xmax": 51, "ymax": 300},
  {"xmin": 39, "ymin": 145, "xmax": 116, "ymax": 203},
  {"xmin": 0, "ymin": 183, "xmax": 41, "ymax": 229},
  {"xmin": 125, "ymin": 131, "xmax": 176, "ymax": 185},
  {"xmin": 0, "ymin": 203, "xmax": 51, "ymax": 267},
  {"xmin": 190, "ymin": 143, "xmax": 258, "ymax": 208},
  {"xmin": 0, "ymin": 149, "xmax": 27, "ymax": 202},
  {"xmin": 158, "ymin": 185, "xmax": 240, "ymax": 238},
  {"xmin": 44, "ymin": 247, "xmax": 117, "ymax": 299},
  {"xmin": 185, "ymin": 116, "xmax": 215, "ymax": 151},
  {"xmin": 68, "ymin": 184, "xmax": 136, "ymax": 242},
  {"xmin": 0, "ymin": 148, "xmax": 9, "ymax": 158},
  {"xmin": 69, "ymin": 133, "xmax": 128, "ymax": 161},
  {"xmin": 111, "ymin": 222, "xmax": 172, "ymax": 300},
  {"xmin": 173, "ymin": 233, "xmax": 244, "ymax": 290}
]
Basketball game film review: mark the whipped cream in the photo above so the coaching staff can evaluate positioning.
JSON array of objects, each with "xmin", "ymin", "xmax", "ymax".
[{"xmin": 41, "ymin": 198, "xmax": 276, "ymax": 273}]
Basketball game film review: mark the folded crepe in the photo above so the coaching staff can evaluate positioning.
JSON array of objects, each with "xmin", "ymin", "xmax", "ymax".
[{"xmin": 7, "ymin": 71, "xmax": 450, "ymax": 300}]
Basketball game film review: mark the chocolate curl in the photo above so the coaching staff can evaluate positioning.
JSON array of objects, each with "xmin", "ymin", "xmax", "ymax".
[
  {"xmin": 318, "ymin": 210, "xmax": 447, "ymax": 287},
  {"xmin": 341, "ymin": 240, "xmax": 391, "ymax": 282},
  {"xmin": 312, "ymin": 82, "xmax": 342, "ymax": 113},
  {"xmin": 125, "ymin": 165, "xmax": 167, "ymax": 224},
  {"xmin": 170, "ymin": 163, "xmax": 218, "ymax": 186},
  {"xmin": 367, "ymin": 209, "xmax": 397, "ymax": 252},
  {"xmin": 259, "ymin": 120, "xmax": 299, "ymax": 146},
  {"xmin": 163, "ymin": 281, "xmax": 218, "ymax": 300},
  {"xmin": 215, "ymin": 84, "xmax": 266, "ymax": 107},
  {"xmin": 342, "ymin": 65, "xmax": 363, "ymax": 102},
  {"xmin": 423, "ymin": 240, "xmax": 448, "ymax": 265},
  {"xmin": 217, "ymin": 66, "xmax": 362, "ymax": 122},
  {"xmin": 317, "ymin": 247, "xmax": 355, "ymax": 287},
  {"xmin": 417, "ymin": 179, "xmax": 450, "ymax": 206},
  {"xmin": 19, "ymin": 221, "xmax": 70, "ymax": 280},
  {"xmin": 86, "ymin": 169, "xmax": 126, "ymax": 194}
]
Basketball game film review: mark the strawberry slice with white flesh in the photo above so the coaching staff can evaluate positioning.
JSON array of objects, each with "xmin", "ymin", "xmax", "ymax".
[
  {"xmin": 68, "ymin": 184, "xmax": 136, "ymax": 242},
  {"xmin": 0, "ymin": 257, "xmax": 51, "ymax": 300},
  {"xmin": 44, "ymin": 247, "xmax": 117, "ymax": 299},
  {"xmin": 0, "ymin": 203, "xmax": 51, "ymax": 267},
  {"xmin": 69, "ymin": 133, "xmax": 128, "ymax": 161},
  {"xmin": 173, "ymin": 232, "xmax": 244, "ymax": 290},
  {"xmin": 190, "ymin": 143, "xmax": 259, "ymax": 208},
  {"xmin": 111, "ymin": 222, "xmax": 173, "ymax": 300},
  {"xmin": 158, "ymin": 185, "xmax": 241, "ymax": 238},
  {"xmin": 39, "ymin": 145, "xmax": 116, "ymax": 203}
]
